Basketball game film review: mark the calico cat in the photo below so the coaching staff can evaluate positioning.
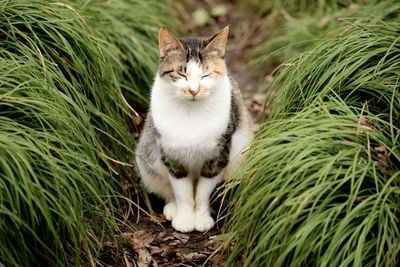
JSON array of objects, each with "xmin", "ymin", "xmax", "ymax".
[{"xmin": 135, "ymin": 26, "xmax": 253, "ymax": 232}]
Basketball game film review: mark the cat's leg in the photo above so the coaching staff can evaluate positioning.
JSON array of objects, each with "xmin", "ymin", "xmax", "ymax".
[
  {"xmin": 163, "ymin": 201, "xmax": 176, "ymax": 221},
  {"xmin": 150, "ymin": 158, "xmax": 177, "ymax": 221},
  {"xmin": 222, "ymin": 126, "xmax": 253, "ymax": 181},
  {"xmin": 168, "ymin": 175, "xmax": 196, "ymax": 232},
  {"xmin": 194, "ymin": 174, "xmax": 222, "ymax": 232},
  {"xmin": 161, "ymin": 152, "xmax": 196, "ymax": 231},
  {"xmin": 136, "ymin": 155, "xmax": 176, "ymax": 219}
]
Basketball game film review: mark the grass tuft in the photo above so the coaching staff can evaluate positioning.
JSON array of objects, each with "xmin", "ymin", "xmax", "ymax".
[
  {"xmin": 269, "ymin": 21, "xmax": 400, "ymax": 118},
  {"xmin": 223, "ymin": 100, "xmax": 400, "ymax": 266},
  {"xmin": 72, "ymin": 0, "xmax": 175, "ymax": 108},
  {"xmin": 222, "ymin": 19, "xmax": 400, "ymax": 267},
  {"xmin": 0, "ymin": 0, "xmax": 173, "ymax": 265}
]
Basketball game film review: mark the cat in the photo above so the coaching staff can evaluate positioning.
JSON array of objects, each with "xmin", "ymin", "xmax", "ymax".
[{"xmin": 135, "ymin": 26, "xmax": 253, "ymax": 233}]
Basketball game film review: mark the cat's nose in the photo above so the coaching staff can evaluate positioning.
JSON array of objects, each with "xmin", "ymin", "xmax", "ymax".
[{"xmin": 189, "ymin": 86, "xmax": 199, "ymax": 97}]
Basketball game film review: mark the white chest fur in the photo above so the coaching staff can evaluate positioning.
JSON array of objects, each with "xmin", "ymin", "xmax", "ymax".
[{"xmin": 151, "ymin": 75, "xmax": 231, "ymax": 162}]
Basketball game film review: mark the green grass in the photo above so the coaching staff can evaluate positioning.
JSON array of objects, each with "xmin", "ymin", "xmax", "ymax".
[
  {"xmin": 222, "ymin": 20, "xmax": 400, "ymax": 267},
  {"xmin": 238, "ymin": 0, "xmax": 374, "ymax": 14},
  {"xmin": 0, "ymin": 0, "xmax": 173, "ymax": 265},
  {"xmin": 237, "ymin": 0, "xmax": 399, "ymax": 78},
  {"xmin": 269, "ymin": 21, "xmax": 400, "ymax": 117},
  {"xmin": 72, "ymin": 0, "xmax": 175, "ymax": 108},
  {"xmin": 223, "ymin": 100, "xmax": 400, "ymax": 266},
  {"xmin": 252, "ymin": 1, "xmax": 400, "ymax": 74},
  {"xmin": 0, "ymin": 58, "xmax": 116, "ymax": 266}
]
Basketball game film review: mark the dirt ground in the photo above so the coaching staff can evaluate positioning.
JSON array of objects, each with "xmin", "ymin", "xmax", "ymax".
[
  {"xmin": 97, "ymin": 1, "xmax": 264, "ymax": 266},
  {"xmin": 98, "ymin": 217, "xmax": 224, "ymax": 267},
  {"xmin": 97, "ymin": 191, "xmax": 229, "ymax": 267}
]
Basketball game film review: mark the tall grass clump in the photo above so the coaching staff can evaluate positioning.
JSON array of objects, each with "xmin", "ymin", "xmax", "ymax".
[
  {"xmin": 0, "ymin": 0, "xmax": 173, "ymax": 265},
  {"xmin": 270, "ymin": 21, "xmax": 400, "ymax": 117},
  {"xmin": 222, "ymin": 21, "xmax": 400, "ymax": 266},
  {"xmin": 72, "ymin": 0, "xmax": 175, "ymax": 108},
  {"xmin": 223, "ymin": 101, "xmax": 400, "ymax": 266}
]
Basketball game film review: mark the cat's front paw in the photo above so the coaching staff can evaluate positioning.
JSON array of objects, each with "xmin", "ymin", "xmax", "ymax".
[
  {"xmin": 195, "ymin": 212, "xmax": 214, "ymax": 232},
  {"xmin": 172, "ymin": 214, "xmax": 195, "ymax": 233},
  {"xmin": 163, "ymin": 202, "xmax": 176, "ymax": 221}
]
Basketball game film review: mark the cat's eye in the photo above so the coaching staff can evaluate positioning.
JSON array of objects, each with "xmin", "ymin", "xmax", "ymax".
[
  {"xmin": 201, "ymin": 74, "xmax": 211, "ymax": 79},
  {"xmin": 178, "ymin": 72, "xmax": 187, "ymax": 80}
]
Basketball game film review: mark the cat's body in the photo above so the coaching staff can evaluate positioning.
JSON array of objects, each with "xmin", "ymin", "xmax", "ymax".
[{"xmin": 135, "ymin": 27, "xmax": 253, "ymax": 232}]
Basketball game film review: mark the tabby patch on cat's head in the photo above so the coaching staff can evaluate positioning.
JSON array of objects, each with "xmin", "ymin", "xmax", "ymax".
[{"xmin": 158, "ymin": 26, "xmax": 229, "ymax": 101}]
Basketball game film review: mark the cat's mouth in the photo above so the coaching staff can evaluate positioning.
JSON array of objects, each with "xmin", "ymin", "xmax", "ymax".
[
  {"xmin": 187, "ymin": 94, "xmax": 208, "ymax": 102},
  {"xmin": 187, "ymin": 95, "xmax": 201, "ymax": 101}
]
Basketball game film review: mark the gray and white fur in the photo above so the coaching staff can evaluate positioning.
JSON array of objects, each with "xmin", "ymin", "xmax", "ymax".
[{"xmin": 135, "ymin": 26, "xmax": 253, "ymax": 232}]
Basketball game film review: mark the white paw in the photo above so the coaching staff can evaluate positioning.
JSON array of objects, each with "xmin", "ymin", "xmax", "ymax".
[
  {"xmin": 195, "ymin": 212, "xmax": 214, "ymax": 232},
  {"xmin": 163, "ymin": 202, "xmax": 176, "ymax": 221},
  {"xmin": 172, "ymin": 214, "xmax": 195, "ymax": 233}
]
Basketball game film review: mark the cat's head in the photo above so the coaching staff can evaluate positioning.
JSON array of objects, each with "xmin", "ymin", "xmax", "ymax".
[{"xmin": 157, "ymin": 26, "xmax": 229, "ymax": 101}]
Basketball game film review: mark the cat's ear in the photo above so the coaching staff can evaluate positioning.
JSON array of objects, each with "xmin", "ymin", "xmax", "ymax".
[
  {"xmin": 204, "ymin": 26, "xmax": 229, "ymax": 58},
  {"xmin": 159, "ymin": 28, "xmax": 184, "ymax": 58}
]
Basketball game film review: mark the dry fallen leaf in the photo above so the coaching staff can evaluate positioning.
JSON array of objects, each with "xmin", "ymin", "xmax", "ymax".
[
  {"xmin": 124, "ymin": 230, "xmax": 155, "ymax": 250},
  {"xmin": 150, "ymin": 260, "xmax": 159, "ymax": 267},
  {"xmin": 358, "ymin": 116, "xmax": 373, "ymax": 130},
  {"xmin": 318, "ymin": 15, "xmax": 332, "ymax": 29},
  {"xmin": 123, "ymin": 252, "xmax": 134, "ymax": 267},
  {"xmin": 137, "ymin": 248, "xmax": 151, "ymax": 267},
  {"xmin": 375, "ymin": 145, "xmax": 388, "ymax": 166},
  {"xmin": 182, "ymin": 252, "xmax": 208, "ymax": 261},
  {"xmin": 148, "ymin": 244, "xmax": 166, "ymax": 256},
  {"xmin": 172, "ymin": 232, "xmax": 190, "ymax": 244},
  {"xmin": 132, "ymin": 114, "xmax": 142, "ymax": 127},
  {"xmin": 124, "ymin": 230, "xmax": 156, "ymax": 267},
  {"xmin": 162, "ymin": 235, "xmax": 176, "ymax": 242}
]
